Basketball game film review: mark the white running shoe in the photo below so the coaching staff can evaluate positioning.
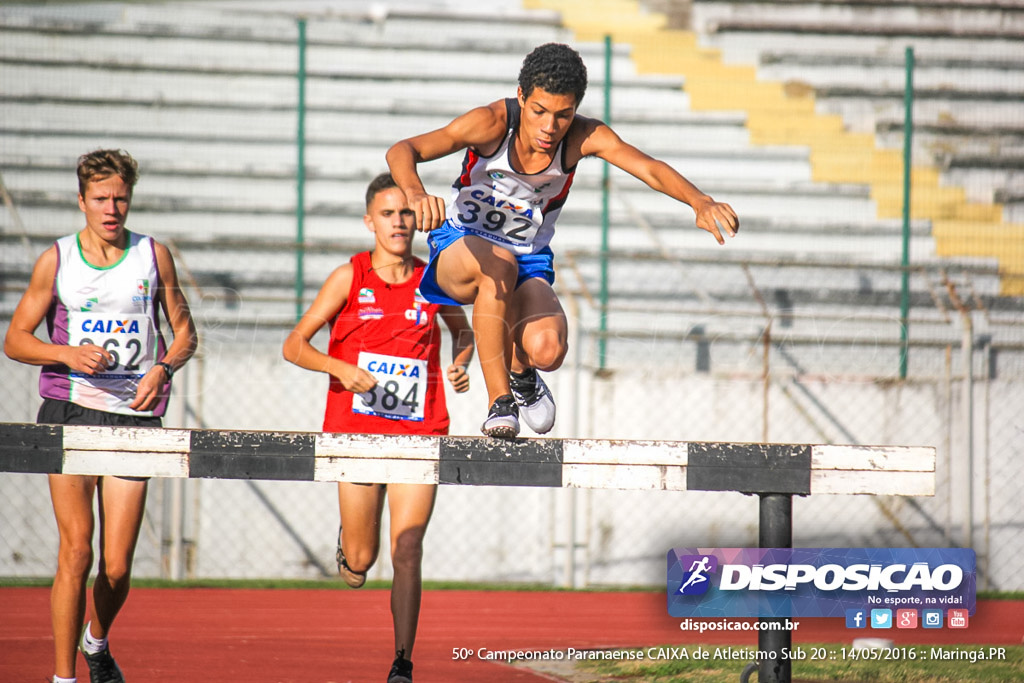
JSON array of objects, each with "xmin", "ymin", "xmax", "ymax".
[
  {"xmin": 481, "ymin": 394, "xmax": 520, "ymax": 439},
  {"xmin": 509, "ymin": 368, "xmax": 556, "ymax": 434}
]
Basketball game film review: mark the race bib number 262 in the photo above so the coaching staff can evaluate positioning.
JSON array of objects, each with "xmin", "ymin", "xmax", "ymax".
[{"xmin": 67, "ymin": 312, "xmax": 154, "ymax": 379}]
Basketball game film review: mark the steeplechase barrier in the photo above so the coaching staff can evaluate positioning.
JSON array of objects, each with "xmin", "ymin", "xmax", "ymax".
[{"xmin": 0, "ymin": 422, "xmax": 935, "ymax": 682}]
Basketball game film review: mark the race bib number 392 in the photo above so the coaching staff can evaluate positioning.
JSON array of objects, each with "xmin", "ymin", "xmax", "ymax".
[
  {"xmin": 353, "ymin": 352, "xmax": 427, "ymax": 422},
  {"xmin": 453, "ymin": 187, "xmax": 539, "ymax": 245}
]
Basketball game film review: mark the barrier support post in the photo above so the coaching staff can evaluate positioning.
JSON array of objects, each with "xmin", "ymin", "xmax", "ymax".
[{"xmin": 758, "ymin": 493, "xmax": 793, "ymax": 683}]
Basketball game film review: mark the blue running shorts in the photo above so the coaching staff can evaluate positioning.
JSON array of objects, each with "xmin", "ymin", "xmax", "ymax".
[{"xmin": 419, "ymin": 220, "xmax": 555, "ymax": 306}]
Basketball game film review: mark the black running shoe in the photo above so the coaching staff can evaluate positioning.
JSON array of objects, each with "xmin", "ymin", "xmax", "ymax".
[
  {"xmin": 387, "ymin": 650, "xmax": 414, "ymax": 683},
  {"xmin": 480, "ymin": 394, "xmax": 519, "ymax": 438},
  {"xmin": 80, "ymin": 642, "xmax": 124, "ymax": 683},
  {"xmin": 336, "ymin": 523, "xmax": 366, "ymax": 588}
]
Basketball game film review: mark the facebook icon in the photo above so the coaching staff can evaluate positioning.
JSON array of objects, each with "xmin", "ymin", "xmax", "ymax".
[{"xmin": 845, "ymin": 609, "xmax": 867, "ymax": 629}]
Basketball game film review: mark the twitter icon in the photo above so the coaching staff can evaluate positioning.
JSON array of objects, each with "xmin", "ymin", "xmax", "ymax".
[{"xmin": 870, "ymin": 609, "xmax": 893, "ymax": 629}]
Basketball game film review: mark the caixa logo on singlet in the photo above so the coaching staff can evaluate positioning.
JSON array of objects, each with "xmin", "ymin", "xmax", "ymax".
[
  {"xmin": 365, "ymin": 359, "xmax": 422, "ymax": 379},
  {"xmin": 80, "ymin": 319, "xmax": 142, "ymax": 334},
  {"xmin": 405, "ymin": 307, "xmax": 430, "ymax": 325}
]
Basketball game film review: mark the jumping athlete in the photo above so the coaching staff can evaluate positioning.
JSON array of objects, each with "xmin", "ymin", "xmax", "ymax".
[
  {"xmin": 387, "ymin": 42, "xmax": 739, "ymax": 438},
  {"xmin": 4, "ymin": 149, "xmax": 198, "ymax": 683},
  {"xmin": 282, "ymin": 173, "xmax": 473, "ymax": 683}
]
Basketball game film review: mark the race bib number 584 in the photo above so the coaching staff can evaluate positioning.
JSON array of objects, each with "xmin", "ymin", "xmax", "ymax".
[{"xmin": 353, "ymin": 352, "xmax": 427, "ymax": 422}]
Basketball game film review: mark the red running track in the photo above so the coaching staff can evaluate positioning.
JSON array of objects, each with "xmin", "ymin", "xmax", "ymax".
[{"xmin": 1, "ymin": 587, "xmax": 1020, "ymax": 682}]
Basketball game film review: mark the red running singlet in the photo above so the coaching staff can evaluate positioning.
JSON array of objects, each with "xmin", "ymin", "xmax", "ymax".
[{"xmin": 322, "ymin": 251, "xmax": 450, "ymax": 435}]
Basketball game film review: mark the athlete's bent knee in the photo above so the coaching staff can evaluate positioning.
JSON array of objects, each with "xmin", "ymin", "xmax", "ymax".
[
  {"xmin": 344, "ymin": 545, "xmax": 378, "ymax": 574},
  {"xmin": 526, "ymin": 336, "xmax": 567, "ymax": 372}
]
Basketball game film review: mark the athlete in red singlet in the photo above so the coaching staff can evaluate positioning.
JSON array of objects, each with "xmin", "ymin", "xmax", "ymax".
[
  {"xmin": 321, "ymin": 247, "xmax": 453, "ymax": 436},
  {"xmin": 283, "ymin": 174, "xmax": 473, "ymax": 683}
]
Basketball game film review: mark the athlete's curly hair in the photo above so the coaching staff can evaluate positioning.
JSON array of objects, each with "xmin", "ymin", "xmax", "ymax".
[
  {"xmin": 77, "ymin": 149, "xmax": 139, "ymax": 196},
  {"xmin": 518, "ymin": 43, "xmax": 588, "ymax": 104}
]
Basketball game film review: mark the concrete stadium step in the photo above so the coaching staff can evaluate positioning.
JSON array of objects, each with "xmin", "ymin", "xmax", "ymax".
[
  {"xmin": 0, "ymin": 223, "xmax": 972, "ymax": 295},
  {"xmin": 691, "ymin": 0, "xmax": 1024, "ymax": 39},
  {"xmin": 756, "ymin": 57, "xmax": 1024, "ymax": 101},
  {"xmin": 0, "ymin": 1, "xmax": 567, "ymax": 47},
  {"xmin": 0, "ymin": 126, "xmax": 811, "ymax": 185},
  {"xmin": 945, "ymin": 166, "xmax": 1024, "ymax": 209},
  {"xmin": 708, "ymin": 29, "xmax": 1024, "ymax": 64},
  {"xmin": 813, "ymin": 86, "xmax": 1023, "ymax": 130},
  {"xmin": 0, "ymin": 28, "xmax": 650, "ymax": 85},
  {"xmin": 5, "ymin": 159, "xmax": 841, "ymax": 211},
  {"xmin": 0, "ymin": 99, "xmax": 752, "ymax": 155},
  {"xmin": 5, "ymin": 171, "xmax": 847, "ymax": 250},
  {"xmin": 0, "ymin": 72, "xmax": 695, "ymax": 129},
  {"xmin": 559, "ymin": 185, "xmax": 877, "ymax": 224},
  {"xmin": 819, "ymin": 97, "xmax": 1024, "ymax": 139},
  {"xmin": 0, "ymin": 133, "xmax": 394, "ymax": 178},
  {"xmin": 0, "ymin": 195, "xmax": 926, "ymax": 265}
]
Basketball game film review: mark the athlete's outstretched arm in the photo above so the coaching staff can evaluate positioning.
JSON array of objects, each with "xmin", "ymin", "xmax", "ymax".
[
  {"xmin": 386, "ymin": 101, "xmax": 508, "ymax": 233},
  {"xmin": 438, "ymin": 305, "xmax": 474, "ymax": 393},
  {"xmin": 282, "ymin": 264, "xmax": 377, "ymax": 394},
  {"xmin": 577, "ymin": 118, "xmax": 739, "ymax": 245}
]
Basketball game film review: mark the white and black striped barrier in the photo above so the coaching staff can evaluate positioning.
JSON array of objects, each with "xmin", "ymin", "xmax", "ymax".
[
  {"xmin": 0, "ymin": 422, "xmax": 935, "ymax": 683},
  {"xmin": 0, "ymin": 423, "xmax": 935, "ymax": 496}
]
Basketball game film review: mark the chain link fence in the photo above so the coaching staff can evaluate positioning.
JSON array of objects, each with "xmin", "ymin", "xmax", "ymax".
[
  {"xmin": 1, "ymin": 1, "xmax": 1022, "ymax": 592},
  {"xmin": 2, "ymin": 287, "xmax": 1021, "ymax": 590}
]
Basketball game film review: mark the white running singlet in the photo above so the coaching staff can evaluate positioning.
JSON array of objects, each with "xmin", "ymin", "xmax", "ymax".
[
  {"xmin": 446, "ymin": 98, "xmax": 577, "ymax": 255},
  {"xmin": 40, "ymin": 231, "xmax": 168, "ymax": 416}
]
